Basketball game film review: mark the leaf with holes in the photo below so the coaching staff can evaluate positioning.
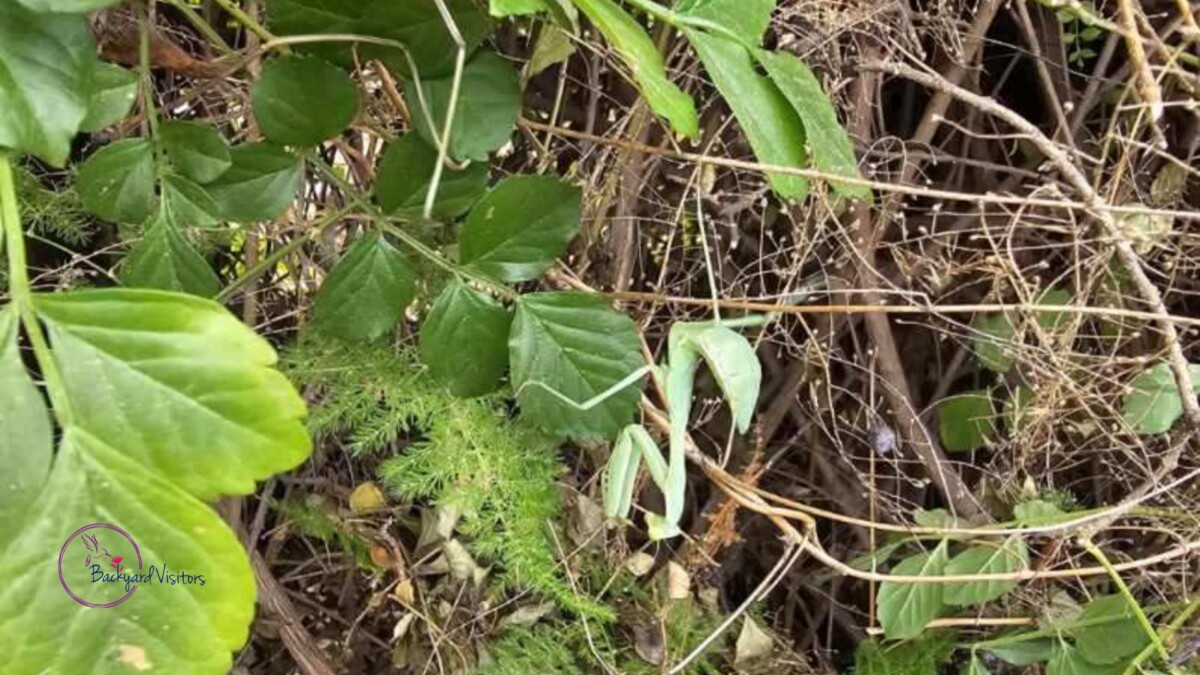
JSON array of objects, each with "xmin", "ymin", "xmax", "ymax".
[
  {"xmin": 943, "ymin": 537, "xmax": 1029, "ymax": 606},
  {"xmin": 876, "ymin": 540, "xmax": 949, "ymax": 640},
  {"xmin": 206, "ymin": 143, "xmax": 303, "ymax": 222},
  {"xmin": 459, "ymin": 175, "xmax": 581, "ymax": 281},
  {"xmin": 76, "ymin": 139, "xmax": 158, "ymax": 224},
  {"xmin": 509, "ymin": 292, "xmax": 645, "ymax": 440},
  {"xmin": 161, "ymin": 121, "xmax": 232, "ymax": 184},
  {"xmin": 252, "ymin": 56, "xmax": 359, "ymax": 147},
  {"xmin": 375, "ymin": 133, "xmax": 488, "ymax": 220},
  {"xmin": 313, "ymin": 231, "xmax": 416, "ymax": 342},
  {"xmin": 419, "ymin": 280, "xmax": 511, "ymax": 397},
  {"xmin": 1120, "ymin": 361, "xmax": 1200, "ymax": 435},
  {"xmin": 405, "ymin": 51, "xmax": 522, "ymax": 162}
]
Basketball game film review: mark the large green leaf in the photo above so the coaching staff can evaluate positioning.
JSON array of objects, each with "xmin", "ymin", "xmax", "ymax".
[
  {"xmin": 1047, "ymin": 643, "xmax": 1098, "ymax": 675},
  {"xmin": 419, "ymin": 280, "xmax": 511, "ymax": 397},
  {"xmin": 312, "ymin": 231, "xmax": 416, "ymax": 342},
  {"xmin": 81, "ymin": 63, "xmax": 138, "ymax": 133},
  {"xmin": 266, "ymin": 0, "xmax": 370, "ymax": 65},
  {"xmin": 943, "ymin": 537, "xmax": 1028, "ymax": 606},
  {"xmin": 939, "ymin": 390, "xmax": 997, "ymax": 452},
  {"xmin": 876, "ymin": 541, "xmax": 949, "ymax": 640},
  {"xmin": 251, "ymin": 56, "xmax": 359, "ymax": 147},
  {"xmin": 120, "ymin": 210, "xmax": 220, "ymax": 298},
  {"xmin": 206, "ymin": 143, "xmax": 303, "ymax": 221},
  {"xmin": 572, "ymin": 0, "xmax": 698, "ymax": 139},
  {"xmin": 375, "ymin": 133, "xmax": 488, "ymax": 219},
  {"xmin": 685, "ymin": 30, "xmax": 808, "ymax": 199},
  {"xmin": 962, "ymin": 655, "xmax": 991, "ymax": 675},
  {"xmin": 33, "ymin": 290, "xmax": 312, "ymax": 498},
  {"xmin": 509, "ymin": 292, "xmax": 645, "ymax": 440},
  {"xmin": 363, "ymin": 0, "xmax": 493, "ymax": 78},
  {"xmin": 0, "ymin": 308, "xmax": 53, "ymax": 535},
  {"xmin": 161, "ymin": 174, "xmax": 222, "ymax": 228},
  {"xmin": 676, "ymin": 0, "xmax": 774, "ymax": 46},
  {"xmin": 0, "ymin": 4, "xmax": 96, "ymax": 166},
  {"xmin": 161, "ymin": 121, "xmax": 232, "ymax": 184},
  {"xmin": 1121, "ymin": 361, "xmax": 1200, "ymax": 435},
  {"xmin": 405, "ymin": 50, "xmax": 522, "ymax": 162},
  {"xmin": 76, "ymin": 139, "xmax": 158, "ymax": 224},
  {"xmin": 459, "ymin": 175, "xmax": 581, "ymax": 281},
  {"xmin": 1072, "ymin": 595, "xmax": 1149, "ymax": 665},
  {"xmin": 757, "ymin": 51, "xmax": 870, "ymax": 201},
  {"xmin": 688, "ymin": 324, "xmax": 762, "ymax": 433},
  {"xmin": 15, "ymin": 0, "xmax": 121, "ymax": 10},
  {"xmin": 987, "ymin": 639, "xmax": 1056, "ymax": 666}
]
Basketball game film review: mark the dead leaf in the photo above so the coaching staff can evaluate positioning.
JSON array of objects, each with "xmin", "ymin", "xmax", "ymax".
[
  {"xmin": 369, "ymin": 541, "xmax": 394, "ymax": 567},
  {"xmin": 349, "ymin": 481, "xmax": 387, "ymax": 515},
  {"xmin": 633, "ymin": 623, "xmax": 665, "ymax": 665},
  {"xmin": 625, "ymin": 551, "xmax": 655, "ymax": 577},
  {"xmin": 443, "ymin": 539, "xmax": 488, "ymax": 586},
  {"xmin": 391, "ymin": 613, "xmax": 416, "ymax": 642},
  {"xmin": 393, "ymin": 578, "xmax": 415, "ymax": 605},
  {"xmin": 667, "ymin": 561, "xmax": 691, "ymax": 600},
  {"xmin": 416, "ymin": 505, "xmax": 461, "ymax": 554},
  {"xmin": 734, "ymin": 616, "xmax": 775, "ymax": 667},
  {"xmin": 569, "ymin": 493, "xmax": 605, "ymax": 547},
  {"xmin": 118, "ymin": 644, "xmax": 152, "ymax": 672},
  {"xmin": 501, "ymin": 601, "xmax": 556, "ymax": 627}
]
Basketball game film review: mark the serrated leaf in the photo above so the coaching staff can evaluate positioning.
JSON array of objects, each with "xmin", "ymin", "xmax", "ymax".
[
  {"xmin": 160, "ymin": 120, "xmax": 232, "ymax": 184},
  {"xmin": 943, "ymin": 537, "xmax": 1028, "ymax": 606},
  {"xmin": 161, "ymin": 174, "xmax": 221, "ymax": 228},
  {"xmin": 81, "ymin": 63, "xmax": 138, "ymax": 133},
  {"xmin": 1073, "ymin": 595, "xmax": 1149, "ymax": 665},
  {"xmin": 0, "ymin": 309, "xmax": 53, "ymax": 536},
  {"xmin": 0, "ymin": 4, "xmax": 96, "ymax": 166},
  {"xmin": 509, "ymin": 292, "xmax": 645, "ymax": 440},
  {"xmin": 685, "ymin": 30, "xmax": 808, "ymax": 200},
  {"xmin": 363, "ymin": 0, "xmax": 492, "ymax": 78},
  {"xmin": 32, "ymin": 289, "xmax": 312, "ymax": 498},
  {"xmin": 758, "ymin": 51, "xmax": 870, "ymax": 201},
  {"xmin": 419, "ymin": 280, "xmax": 511, "ymax": 397},
  {"xmin": 939, "ymin": 390, "xmax": 996, "ymax": 452},
  {"xmin": 687, "ymin": 324, "xmax": 761, "ymax": 433},
  {"xmin": 876, "ymin": 540, "xmax": 949, "ymax": 639},
  {"xmin": 252, "ymin": 56, "xmax": 359, "ymax": 147},
  {"xmin": 459, "ymin": 175, "xmax": 581, "ymax": 281},
  {"xmin": 987, "ymin": 638, "xmax": 1056, "ymax": 665},
  {"xmin": 375, "ymin": 133, "xmax": 487, "ymax": 219},
  {"xmin": 120, "ymin": 210, "xmax": 220, "ymax": 297},
  {"xmin": 971, "ymin": 311, "xmax": 1016, "ymax": 373},
  {"xmin": 76, "ymin": 139, "xmax": 158, "ymax": 224},
  {"xmin": 405, "ymin": 50, "xmax": 521, "ymax": 162},
  {"xmin": 1121, "ymin": 361, "xmax": 1200, "ymax": 435},
  {"xmin": 572, "ymin": 0, "xmax": 699, "ymax": 139},
  {"xmin": 206, "ymin": 143, "xmax": 303, "ymax": 221},
  {"xmin": 313, "ymin": 231, "xmax": 416, "ymax": 342},
  {"xmin": 677, "ymin": 0, "xmax": 773, "ymax": 46}
]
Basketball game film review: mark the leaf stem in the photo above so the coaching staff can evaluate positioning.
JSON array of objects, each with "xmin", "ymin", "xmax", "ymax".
[
  {"xmin": 160, "ymin": 0, "xmax": 234, "ymax": 55},
  {"xmin": 621, "ymin": 0, "xmax": 749, "ymax": 48},
  {"xmin": 1082, "ymin": 538, "xmax": 1172, "ymax": 663},
  {"xmin": 0, "ymin": 155, "xmax": 73, "ymax": 425},
  {"xmin": 211, "ymin": 0, "xmax": 276, "ymax": 43}
]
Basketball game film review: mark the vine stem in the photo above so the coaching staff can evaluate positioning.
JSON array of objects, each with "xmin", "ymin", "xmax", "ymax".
[
  {"xmin": 0, "ymin": 155, "xmax": 73, "ymax": 425},
  {"xmin": 211, "ymin": 0, "xmax": 275, "ymax": 43},
  {"xmin": 1082, "ymin": 538, "xmax": 1172, "ymax": 663},
  {"xmin": 1122, "ymin": 594, "xmax": 1200, "ymax": 675}
]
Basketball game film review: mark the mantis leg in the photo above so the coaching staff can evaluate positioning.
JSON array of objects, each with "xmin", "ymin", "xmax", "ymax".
[{"xmin": 515, "ymin": 364, "xmax": 654, "ymax": 411}]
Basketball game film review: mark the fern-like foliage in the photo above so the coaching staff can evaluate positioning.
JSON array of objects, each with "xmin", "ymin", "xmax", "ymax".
[
  {"xmin": 285, "ymin": 335, "xmax": 613, "ymax": 620},
  {"xmin": 479, "ymin": 625, "xmax": 585, "ymax": 675},
  {"xmin": 16, "ymin": 166, "xmax": 92, "ymax": 246}
]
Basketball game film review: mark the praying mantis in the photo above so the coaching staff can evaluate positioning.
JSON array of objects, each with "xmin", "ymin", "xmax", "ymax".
[{"xmin": 519, "ymin": 314, "xmax": 767, "ymax": 540}]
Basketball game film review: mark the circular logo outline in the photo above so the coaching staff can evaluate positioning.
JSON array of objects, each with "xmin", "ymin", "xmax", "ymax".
[{"xmin": 58, "ymin": 523, "xmax": 144, "ymax": 608}]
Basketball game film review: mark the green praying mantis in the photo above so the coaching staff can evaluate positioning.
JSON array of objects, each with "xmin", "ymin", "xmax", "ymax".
[{"xmin": 519, "ymin": 314, "xmax": 768, "ymax": 540}]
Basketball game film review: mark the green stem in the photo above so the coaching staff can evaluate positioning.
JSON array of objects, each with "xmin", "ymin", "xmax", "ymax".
[
  {"xmin": 138, "ymin": 5, "xmax": 165, "ymax": 174},
  {"xmin": 211, "ymin": 0, "xmax": 277, "ymax": 43},
  {"xmin": 622, "ymin": 0, "xmax": 749, "ymax": 47},
  {"xmin": 161, "ymin": 0, "xmax": 235, "ymax": 55},
  {"xmin": 1122, "ymin": 595, "xmax": 1200, "ymax": 675},
  {"xmin": 1083, "ymin": 538, "xmax": 1172, "ymax": 664},
  {"xmin": 0, "ymin": 156, "xmax": 73, "ymax": 425}
]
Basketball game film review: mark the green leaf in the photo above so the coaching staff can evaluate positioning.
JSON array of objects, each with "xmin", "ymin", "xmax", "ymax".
[
  {"xmin": 419, "ymin": 280, "xmax": 511, "ymax": 397},
  {"xmin": 161, "ymin": 174, "xmax": 222, "ymax": 228},
  {"xmin": 1073, "ymin": 595, "xmax": 1149, "ymax": 665},
  {"xmin": 1121, "ymin": 361, "xmax": 1200, "ymax": 435},
  {"xmin": 971, "ymin": 311, "xmax": 1016, "ymax": 373},
  {"xmin": 0, "ymin": 308, "xmax": 53, "ymax": 533},
  {"xmin": 81, "ymin": 63, "xmax": 138, "ymax": 133},
  {"xmin": 1047, "ymin": 642, "xmax": 1101, "ymax": 675},
  {"xmin": 206, "ymin": 143, "xmax": 303, "ymax": 221},
  {"xmin": 1035, "ymin": 287, "xmax": 1073, "ymax": 333},
  {"xmin": 1013, "ymin": 499, "xmax": 1065, "ymax": 524},
  {"xmin": 876, "ymin": 540, "xmax": 949, "ymax": 640},
  {"xmin": 943, "ymin": 537, "xmax": 1029, "ymax": 606},
  {"xmin": 962, "ymin": 655, "xmax": 991, "ymax": 675},
  {"xmin": 0, "ymin": 4, "xmax": 95, "ymax": 166},
  {"xmin": 677, "ymin": 0, "xmax": 773, "ymax": 45},
  {"xmin": 252, "ymin": 56, "xmax": 359, "ymax": 147},
  {"xmin": 685, "ymin": 30, "xmax": 808, "ymax": 200},
  {"xmin": 509, "ymin": 292, "xmax": 645, "ymax": 440},
  {"xmin": 939, "ymin": 390, "xmax": 997, "ymax": 452},
  {"xmin": 363, "ymin": 0, "xmax": 493, "ymax": 78},
  {"xmin": 161, "ymin": 120, "xmax": 232, "ymax": 184},
  {"xmin": 120, "ymin": 210, "xmax": 220, "ymax": 297},
  {"xmin": 265, "ymin": 0, "xmax": 370, "ymax": 65},
  {"xmin": 757, "ymin": 51, "xmax": 870, "ymax": 201},
  {"xmin": 375, "ymin": 133, "xmax": 488, "ymax": 219},
  {"xmin": 528, "ymin": 24, "xmax": 577, "ymax": 79},
  {"xmin": 688, "ymin": 324, "xmax": 762, "ymax": 433},
  {"xmin": 491, "ymin": 0, "xmax": 549, "ymax": 16},
  {"xmin": 313, "ymin": 231, "xmax": 416, "ymax": 342},
  {"xmin": 14, "ymin": 0, "xmax": 120, "ymax": 10},
  {"xmin": 405, "ymin": 50, "xmax": 522, "ymax": 162},
  {"xmin": 853, "ymin": 635, "xmax": 957, "ymax": 675},
  {"xmin": 986, "ymin": 638, "xmax": 1056, "ymax": 665},
  {"xmin": 76, "ymin": 139, "xmax": 158, "ymax": 224},
  {"xmin": 459, "ymin": 175, "xmax": 581, "ymax": 281},
  {"xmin": 32, "ymin": 288, "xmax": 311, "ymax": 497},
  {"xmin": 572, "ymin": 0, "xmax": 699, "ymax": 139}
]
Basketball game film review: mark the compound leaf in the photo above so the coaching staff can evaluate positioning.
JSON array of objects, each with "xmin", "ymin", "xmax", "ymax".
[
  {"xmin": 313, "ymin": 231, "xmax": 416, "ymax": 342},
  {"xmin": 120, "ymin": 210, "xmax": 220, "ymax": 298},
  {"xmin": 76, "ymin": 139, "xmax": 157, "ymax": 224},
  {"xmin": 161, "ymin": 120, "xmax": 232, "ymax": 185},
  {"xmin": 206, "ymin": 143, "xmax": 303, "ymax": 222},
  {"xmin": 459, "ymin": 175, "xmax": 581, "ymax": 282},
  {"xmin": 419, "ymin": 280, "xmax": 511, "ymax": 397}
]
